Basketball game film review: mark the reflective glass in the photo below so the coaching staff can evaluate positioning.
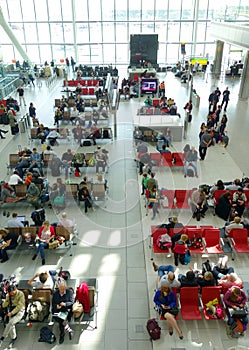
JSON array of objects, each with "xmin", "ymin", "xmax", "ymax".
[
  {"xmin": 155, "ymin": 0, "xmax": 169, "ymax": 21},
  {"xmin": 6, "ymin": 0, "xmax": 22, "ymax": 21},
  {"xmin": 74, "ymin": 0, "xmax": 88, "ymax": 21},
  {"xmin": 37, "ymin": 23, "xmax": 51, "ymax": 43},
  {"xmin": 196, "ymin": 22, "xmax": 207, "ymax": 42},
  {"xmin": 47, "ymin": 0, "xmax": 63, "ymax": 21},
  {"xmin": 91, "ymin": 44, "xmax": 102, "ymax": 63},
  {"xmin": 52, "ymin": 44, "xmax": 65, "ymax": 62},
  {"xmin": 168, "ymin": 22, "xmax": 180, "ymax": 42},
  {"xmin": 115, "ymin": 0, "xmax": 127, "ymax": 21},
  {"xmin": 26, "ymin": 45, "xmax": 40, "ymax": 62},
  {"xmin": 103, "ymin": 43, "xmax": 115, "ymax": 63},
  {"xmin": 78, "ymin": 45, "xmax": 91, "ymax": 64},
  {"xmin": 116, "ymin": 43, "xmax": 129, "ymax": 64},
  {"xmin": 2, "ymin": 45, "xmax": 15, "ymax": 63},
  {"xmin": 76, "ymin": 23, "xmax": 90, "ymax": 43},
  {"xmin": 141, "ymin": 22, "xmax": 155, "ymax": 34},
  {"xmin": 168, "ymin": 0, "xmax": 181, "ymax": 20},
  {"xmin": 116, "ymin": 23, "xmax": 128, "ymax": 43},
  {"xmin": 11, "ymin": 24, "xmax": 25, "ymax": 43},
  {"xmin": 102, "ymin": 0, "xmax": 114, "ymax": 21},
  {"xmin": 61, "ymin": 0, "xmax": 72, "ymax": 21},
  {"xmin": 24, "ymin": 23, "xmax": 38, "ymax": 43},
  {"xmin": 155, "ymin": 23, "xmax": 167, "ymax": 42},
  {"xmin": 141, "ymin": 0, "xmax": 155, "ymax": 21},
  {"xmin": 63, "ymin": 23, "xmax": 74, "ymax": 43},
  {"xmin": 129, "ymin": 0, "xmax": 141, "ymax": 20},
  {"xmin": 103, "ymin": 23, "xmax": 115, "ymax": 43},
  {"xmin": 0, "ymin": 26, "xmax": 10, "ymax": 44},
  {"xmin": 40, "ymin": 44, "xmax": 52, "ymax": 62},
  {"xmin": 180, "ymin": 22, "xmax": 194, "ymax": 42},
  {"xmin": 88, "ymin": 0, "xmax": 101, "ymax": 21},
  {"xmin": 34, "ymin": 0, "xmax": 49, "ymax": 21},
  {"xmin": 50, "ymin": 23, "xmax": 64, "ymax": 44},
  {"xmin": 89, "ymin": 23, "xmax": 101, "ymax": 43},
  {"xmin": 21, "ymin": 0, "xmax": 35, "ymax": 21},
  {"xmin": 181, "ymin": 0, "xmax": 196, "ymax": 20}
]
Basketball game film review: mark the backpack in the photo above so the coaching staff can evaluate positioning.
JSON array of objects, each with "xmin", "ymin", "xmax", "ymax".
[
  {"xmin": 31, "ymin": 208, "xmax": 46, "ymax": 226},
  {"xmin": 146, "ymin": 318, "xmax": 161, "ymax": 340},
  {"xmin": 202, "ymin": 260, "xmax": 212, "ymax": 275},
  {"xmin": 156, "ymin": 234, "xmax": 172, "ymax": 250},
  {"xmin": 28, "ymin": 300, "xmax": 49, "ymax": 322},
  {"xmin": 76, "ymin": 282, "xmax": 90, "ymax": 313},
  {"xmin": 88, "ymin": 157, "xmax": 95, "ymax": 166},
  {"xmin": 39, "ymin": 327, "xmax": 56, "ymax": 344}
]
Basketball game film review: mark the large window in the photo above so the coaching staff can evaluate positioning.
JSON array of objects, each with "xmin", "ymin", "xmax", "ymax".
[{"xmin": 0, "ymin": 0, "xmax": 248, "ymax": 65}]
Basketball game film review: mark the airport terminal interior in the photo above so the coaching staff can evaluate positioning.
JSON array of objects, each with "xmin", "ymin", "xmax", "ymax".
[{"xmin": 0, "ymin": 1, "xmax": 249, "ymax": 350}]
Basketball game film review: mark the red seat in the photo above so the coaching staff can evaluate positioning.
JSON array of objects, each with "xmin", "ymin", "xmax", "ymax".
[
  {"xmin": 202, "ymin": 228, "xmax": 223, "ymax": 254},
  {"xmin": 184, "ymin": 227, "xmax": 205, "ymax": 254},
  {"xmin": 179, "ymin": 287, "xmax": 202, "ymax": 320},
  {"xmin": 172, "ymin": 152, "xmax": 185, "ymax": 167},
  {"xmin": 68, "ymin": 80, "xmax": 74, "ymax": 87},
  {"xmin": 230, "ymin": 228, "xmax": 249, "ymax": 253},
  {"xmin": 82, "ymin": 88, "xmax": 89, "ymax": 95},
  {"xmin": 168, "ymin": 226, "xmax": 185, "ymax": 237},
  {"xmin": 93, "ymin": 80, "xmax": 99, "ymax": 86},
  {"xmin": 150, "ymin": 152, "xmax": 161, "ymax": 167},
  {"xmin": 161, "ymin": 152, "xmax": 173, "ymax": 166},
  {"xmin": 150, "ymin": 226, "xmax": 170, "ymax": 254},
  {"xmin": 87, "ymin": 80, "xmax": 93, "ymax": 86},
  {"xmin": 89, "ymin": 88, "xmax": 95, "ymax": 95},
  {"xmin": 152, "ymin": 99, "xmax": 160, "ymax": 107},
  {"xmin": 244, "ymin": 190, "xmax": 249, "ymax": 207},
  {"xmin": 201, "ymin": 286, "xmax": 224, "ymax": 320},
  {"xmin": 175, "ymin": 190, "xmax": 191, "ymax": 209},
  {"xmin": 160, "ymin": 190, "xmax": 175, "ymax": 209}
]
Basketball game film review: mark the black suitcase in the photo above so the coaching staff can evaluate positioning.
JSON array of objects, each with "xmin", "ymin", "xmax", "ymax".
[
  {"xmin": 11, "ymin": 126, "xmax": 16, "ymax": 135},
  {"xmin": 2, "ymin": 114, "xmax": 9, "ymax": 125},
  {"xmin": 103, "ymin": 130, "xmax": 109, "ymax": 139},
  {"xmin": 80, "ymin": 139, "xmax": 91, "ymax": 147},
  {"xmin": 14, "ymin": 123, "xmax": 19, "ymax": 134}
]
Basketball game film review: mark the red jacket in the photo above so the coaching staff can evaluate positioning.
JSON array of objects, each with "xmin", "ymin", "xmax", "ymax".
[
  {"xmin": 76, "ymin": 282, "xmax": 90, "ymax": 313},
  {"xmin": 38, "ymin": 226, "xmax": 55, "ymax": 240}
]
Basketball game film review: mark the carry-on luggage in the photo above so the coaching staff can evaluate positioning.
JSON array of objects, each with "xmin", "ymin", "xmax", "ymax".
[{"xmin": 146, "ymin": 318, "xmax": 161, "ymax": 340}]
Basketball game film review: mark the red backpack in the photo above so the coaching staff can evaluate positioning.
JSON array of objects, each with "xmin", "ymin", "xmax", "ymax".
[{"xmin": 75, "ymin": 282, "xmax": 90, "ymax": 313}]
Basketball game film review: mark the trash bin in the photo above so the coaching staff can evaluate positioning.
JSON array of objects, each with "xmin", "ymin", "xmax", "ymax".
[{"xmin": 19, "ymin": 119, "xmax": 26, "ymax": 133}]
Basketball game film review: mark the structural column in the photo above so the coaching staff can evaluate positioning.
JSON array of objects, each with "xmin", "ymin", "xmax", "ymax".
[
  {"xmin": 213, "ymin": 40, "xmax": 224, "ymax": 75},
  {"xmin": 238, "ymin": 50, "xmax": 249, "ymax": 100},
  {"xmin": 0, "ymin": 6, "xmax": 31, "ymax": 64}
]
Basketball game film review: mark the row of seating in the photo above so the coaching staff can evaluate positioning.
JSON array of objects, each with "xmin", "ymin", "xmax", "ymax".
[
  {"xmin": 213, "ymin": 189, "xmax": 249, "ymax": 209},
  {"xmin": 139, "ymin": 152, "xmax": 186, "ymax": 168},
  {"xmin": 16, "ymin": 277, "xmax": 97, "ymax": 328},
  {"xmin": 64, "ymin": 79, "xmax": 99, "ymax": 87},
  {"xmin": 158, "ymin": 286, "xmax": 224, "ymax": 321},
  {"xmin": 150, "ymin": 225, "xmax": 249, "ymax": 256}
]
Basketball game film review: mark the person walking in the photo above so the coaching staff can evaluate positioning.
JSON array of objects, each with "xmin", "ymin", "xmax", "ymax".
[
  {"xmin": 221, "ymin": 87, "xmax": 230, "ymax": 112},
  {"xmin": 199, "ymin": 129, "xmax": 212, "ymax": 160},
  {"xmin": 16, "ymin": 85, "xmax": 26, "ymax": 107}
]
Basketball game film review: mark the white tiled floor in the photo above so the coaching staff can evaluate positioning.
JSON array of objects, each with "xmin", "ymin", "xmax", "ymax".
[{"xmin": 0, "ymin": 67, "xmax": 249, "ymax": 349}]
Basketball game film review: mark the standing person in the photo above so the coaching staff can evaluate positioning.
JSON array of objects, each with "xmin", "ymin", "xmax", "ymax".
[
  {"xmin": 61, "ymin": 149, "xmax": 74, "ymax": 179},
  {"xmin": 70, "ymin": 56, "xmax": 75, "ymax": 71},
  {"xmin": 29, "ymin": 102, "xmax": 36, "ymax": 119},
  {"xmin": 65, "ymin": 57, "xmax": 70, "ymax": 68},
  {"xmin": 0, "ymin": 285, "xmax": 25, "ymax": 348},
  {"xmin": 208, "ymin": 91, "xmax": 218, "ymax": 113},
  {"xmin": 32, "ymin": 220, "xmax": 55, "ymax": 265},
  {"xmin": 199, "ymin": 129, "xmax": 212, "ymax": 160},
  {"xmin": 52, "ymin": 280, "xmax": 74, "ymax": 344},
  {"xmin": 183, "ymin": 146, "xmax": 198, "ymax": 178},
  {"xmin": 219, "ymin": 114, "xmax": 228, "ymax": 134},
  {"xmin": 16, "ymin": 85, "xmax": 26, "ymax": 107},
  {"xmin": 221, "ymin": 87, "xmax": 230, "ymax": 112},
  {"xmin": 78, "ymin": 185, "xmax": 93, "ymax": 214},
  {"xmin": 8, "ymin": 110, "xmax": 18, "ymax": 136}
]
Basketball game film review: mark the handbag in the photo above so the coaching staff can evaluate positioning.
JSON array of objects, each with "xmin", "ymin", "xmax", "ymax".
[
  {"xmin": 48, "ymin": 239, "xmax": 60, "ymax": 249},
  {"xmin": 168, "ymin": 305, "xmax": 179, "ymax": 316},
  {"xmin": 72, "ymin": 300, "xmax": 84, "ymax": 319},
  {"xmin": 229, "ymin": 307, "xmax": 248, "ymax": 318}
]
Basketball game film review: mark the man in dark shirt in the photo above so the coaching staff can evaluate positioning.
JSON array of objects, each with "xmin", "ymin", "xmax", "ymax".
[
  {"xmin": 184, "ymin": 146, "xmax": 198, "ymax": 177},
  {"xmin": 61, "ymin": 149, "xmax": 74, "ymax": 179},
  {"xmin": 221, "ymin": 87, "xmax": 230, "ymax": 112},
  {"xmin": 52, "ymin": 281, "xmax": 74, "ymax": 344},
  {"xmin": 0, "ymin": 228, "xmax": 18, "ymax": 263},
  {"xmin": 199, "ymin": 130, "xmax": 212, "ymax": 160}
]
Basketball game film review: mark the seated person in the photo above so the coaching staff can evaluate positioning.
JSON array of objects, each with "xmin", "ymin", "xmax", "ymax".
[
  {"xmin": 47, "ymin": 129, "xmax": 60, "ymax": 146},
  {"xmin": 190, "ymin": 189, "xmax": 208, "ymax": 220},
  {"xmin": 0, "ymin": 183, "xmax": 23, "ymax": 203},
  {"xmin": 61, "ymin": 149, "xmax": 74, "ymax": 179},
  {"xmin": 36, "ymin": 124, "xmax": 49, "ymax": 144},
  {"xmin": 0, "ymin": 285, "xmax": 25, "ymax": 348},
  {"xmin": 78, "ymin": 185, "xmax": 93, "ymax": 213},
  {"xmin": 29, "ymin": 148, "xmax": 44, "ymax": 177},
  {"xmin": 197, "ymin": 271, "xmax": 216, "ymax": 288},
  {"xmin": 72, "ymin": 125, "xmax": 83, "ymax": 143},
  {"xmin": 24, "ymin": 172, "xmax": 33, "ymax": 185},
  {"xmin": 184, "ymin": 146, "xmax": 198, "ymax": 178},
  {"xmin": 88, "ymin": 125, "xmax": 101, "ymax": 145},
  {"xmin": 32, "ymin": 220, "xmax": 55, "ymax": 265},
  {"xmin": 226, "ymin": 178, "xmax": 242, "ymax": 191},
  {"xmin": 70, "ymin": 106, "xmax": 79, "ymax": 125},
  {"xmin": 92, "ymin": 110, "xmax": 100, "ymax": 125},
  {"xmin": 232, "ymin": 187, "xmax": 247, "ymax": 217},
  {"xmin": 178, "ymin": 269, "xmax": 199, "ymax": 287},
  {"xmin": 153, "ymin": 286, "xmax": 183, "ymax": 338},
  {"xmin": 0, "ymin": 228, "xmax": 18, "ymax": 263},
  {"xmin": 152, "ymin": 261, "xmax": 174, "ymax": 284},
  {"xmin": 52, "ymin": 280, "xmax": 74, "ymax": 344},
  {"xmin": 54, "ymin": 107, "xmax": 63, "ymax": 126},
  {"xmin": 225, "ymin": 216, "xmax": 244, "ymax": 236},
  {"xmin": 215, "ymin": 191, "xmax": 232, "ymax": 220},
  {"xmin": 7, "ymin": 212, "xmax": 24, "ymax": 228},
  {"xmin": 144, "ymin": 96, "xmax": 152, "ymax": 107},
  {"xmin": 28, "ymin": 271, "xmax": 54, "ymax": 289},
  {"xmin": 158, "ymin": 270, "xmax": 181, "ymax": 289},
  {"xmin": 72, "ymin": 152, "xmax": 84, "ymax": 175},
  {"xmin": 223, "ymin": 286, "xmax": 248, "ymax": 332},
  {"xmin": 49, "ymin": 178, "xmax": 66, "ymax": 204},
  {"xmin": 9, "ymin": 170, "xmax": 23, "ymax": 185},
  {"xmin": 57, "ymin": 212, "xmax": 74, "ymax": 228},
  {"xmin": 216, "ymin": 272, "xmax": 243, "ymax": 291},
  {"xmin": 26, "ymin": 182, "xmax": 41, "ymax": 210}
]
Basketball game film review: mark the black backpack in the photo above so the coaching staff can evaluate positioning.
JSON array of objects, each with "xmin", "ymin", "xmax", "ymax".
[{"xmin": 39, "ymin": 327, "xmax": 56, "ymax": 344}]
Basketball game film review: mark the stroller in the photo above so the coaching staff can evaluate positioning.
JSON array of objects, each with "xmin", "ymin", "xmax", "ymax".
[{"xmin": 31, "ymin": 208, "xmax": 46, "ymax": 226}]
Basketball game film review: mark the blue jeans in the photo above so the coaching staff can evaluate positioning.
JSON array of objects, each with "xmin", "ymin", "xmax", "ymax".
[
  {"xmin": 184, "ymin": 161, "xmax": 197, "ymax": 175},
  {"xmin": 49, "ymin": 270, "xmax": 57, "ymax": 283},
  {"xmin": 212, "ymin": 266, "xmax": 234, "ymax": 279},
  {"xmin": 157, "ymin": 265, "xmax": 174, "ymax": 278},
  {"xmin": 0, "ymin": 242, "xmax": 17, "ymax": 261},
  {"xmin": 35, "ymin": 242, "xmax": 48, "ymax": 259}
]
